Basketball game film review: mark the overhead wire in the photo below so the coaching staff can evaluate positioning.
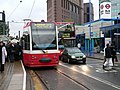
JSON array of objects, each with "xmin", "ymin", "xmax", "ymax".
[
  {"xmin": 7, "ymin": 0, "xmax": 22, "ymax": 20},
  {"xmin": 28, "ymin": 0, "xmax": 36, "ymax": 18}
]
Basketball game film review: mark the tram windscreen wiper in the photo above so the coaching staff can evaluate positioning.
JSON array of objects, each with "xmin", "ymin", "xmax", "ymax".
[
  {"xmin": 33, "ymin": 45, "xmax": 46, "ymax": 53},
  {"xmin": 40, "ymin": 49, "xmax": 46, "ymax": 53}
]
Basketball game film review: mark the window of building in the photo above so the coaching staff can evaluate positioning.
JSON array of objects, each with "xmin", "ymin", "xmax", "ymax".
[
  {"xmin": 68, "ymin": 2, "xmax": 70, "ymax": 10},
  {"xmin": 87, "ymin": 7, "xmax": 89, "ymax": 13},
  {"xmin": 61, "ymin": 0, "xmax": 63, "ymax": 7},
  {"xmin": 66, "ymin": 0, "xmax": 68, "ymax": 9},
  {"xmin": 64, "ymin": 0, "xmax": 65, "ymax": 8},
  {"xmin": 47, "ymin": 0, "xmax": 52, "ymax": 9}
]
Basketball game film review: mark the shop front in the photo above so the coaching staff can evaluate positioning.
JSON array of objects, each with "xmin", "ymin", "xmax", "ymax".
[{"xmin": 100, "ymin": 23, "xmax": 120, "ymax": 52}]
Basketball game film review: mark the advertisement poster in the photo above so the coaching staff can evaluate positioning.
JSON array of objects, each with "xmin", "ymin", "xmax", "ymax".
[{"xmin": 105, "ymin": 38, "xmax": 111, "ymax": 47}]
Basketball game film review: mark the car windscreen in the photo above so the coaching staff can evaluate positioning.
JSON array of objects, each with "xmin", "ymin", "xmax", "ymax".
[{"xmin": 67, "ymin": 48, "xmax": 82, "ymax": 54}]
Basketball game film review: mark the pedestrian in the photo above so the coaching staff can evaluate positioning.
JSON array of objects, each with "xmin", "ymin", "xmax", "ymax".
[
  {"xmin": 9, "ymin": 43, "xmax": 15, "ymax": 63},
  {"xmin": 103, "ymin": 46, "xmax": 106, "ymax": 65},
  {"xmin": 0, "ymin": 41, "xmax": 7, "ymax": 73},
  {"xmin": 110, "ymin": 44, "xmax": 118, "ymax": 66},
  {"xmin": 103, "ymin": 43, "xmax": 113, "ymax": 69},
  {"xmin": 14, "ymin": 42, "xmax": 22, "ymax": 60},
  {"xmin": 5, "ymin": 41, "xmax": 11, "ymax": 62}
]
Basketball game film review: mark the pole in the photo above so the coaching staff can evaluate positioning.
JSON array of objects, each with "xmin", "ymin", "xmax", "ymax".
[
  {"xmin": 89, "ymin": 0, "xmax": 92, "ymax": 56},
  {"xmin": 117, "ymin": 17, "xmax": 118, "ymax": 53},
  {"xmin": 19, "ymin": 31, "xmax": 20, "ymax": 39}
]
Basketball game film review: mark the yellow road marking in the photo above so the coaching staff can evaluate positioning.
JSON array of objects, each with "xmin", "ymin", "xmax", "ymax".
[{"xmin": 29, "ymin": 70, "xmax": 43, "ymax": 90}]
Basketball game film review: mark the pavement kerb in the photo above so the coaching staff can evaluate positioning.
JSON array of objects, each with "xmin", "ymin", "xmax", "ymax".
[
  {"xmin": 20, "ymin": 60, "xmax": 26, "ymax": 90},
  {"xmin": 87, "ymin": 56, "xmax": 120, "ymax": 64},
  {"xmin": 87, "ymin": 56, "xmax": 104, "ymax": 60}
]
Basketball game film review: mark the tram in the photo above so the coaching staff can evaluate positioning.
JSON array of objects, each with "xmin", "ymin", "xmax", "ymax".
[{"xmin": 21, "ymin": 21, "xmax": 60, "ymax": 67}]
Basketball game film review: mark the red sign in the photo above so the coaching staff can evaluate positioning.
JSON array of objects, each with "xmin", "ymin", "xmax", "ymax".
[
  {"xmin": 105, "ymin": 4, "xmax": 110, "ymax": 9},
  {"xmin": 100, "ymin": 4, "xmax": 104, "ymax": 9}
]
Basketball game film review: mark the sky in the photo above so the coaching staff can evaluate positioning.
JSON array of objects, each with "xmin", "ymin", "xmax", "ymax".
[{"xmin": 0, "ymin": 0, "xmax": 99, "ymax": 37}]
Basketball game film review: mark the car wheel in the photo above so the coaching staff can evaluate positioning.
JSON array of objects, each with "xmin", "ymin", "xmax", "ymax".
[
  {"xmin": 67, "ymin": 58, "xmax": 71, "ymax": 64},
  {"xmin": 61, "ymin": 57, "xmax": 64, "ymax": 62},
  {"xmin": 83, "ymin": 60, "xmax": 86, "ymax": 64}
]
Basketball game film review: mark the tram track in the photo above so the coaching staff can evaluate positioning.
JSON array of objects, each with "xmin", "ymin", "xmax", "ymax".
[
  {"xmin": 26, "ymin": 68, "xmax": 47, "ymax": 90},
  {"xmin": 34, "ymin": 70, "xmax": 50, "ymax": 90},
  {"xmin": 56, "ymin": 69, "xmax": 90, "ymax": 90},
  {"xmin": 33, "ymin": 67, "xmax": 90, "ymax": 90}
]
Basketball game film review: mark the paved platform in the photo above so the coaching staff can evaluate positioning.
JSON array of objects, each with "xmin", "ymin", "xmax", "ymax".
[{"xmin": 0, "ymin": 60, "xmax": 26, "ymax": 90}]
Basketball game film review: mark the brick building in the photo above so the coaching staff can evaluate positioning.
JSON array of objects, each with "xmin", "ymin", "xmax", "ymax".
[{"xmin": 47, "ymin": 0, "xmax": 84, "ymax": 24}]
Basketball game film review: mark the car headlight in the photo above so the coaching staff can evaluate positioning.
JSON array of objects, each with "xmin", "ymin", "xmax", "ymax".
[
  {"xmin": 83, "ymin": 55, "xmax": 86, "ymax": 58},
  {"xmin": 71, "ymin": 56, "xmax": 75, "ymax": 58}
]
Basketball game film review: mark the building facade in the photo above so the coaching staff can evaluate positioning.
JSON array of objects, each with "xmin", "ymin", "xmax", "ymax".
[
  {"xmin": 84, "ymin": 3, "xmax": 94, "ymax": 23},
  {"xmin": 111, "ymin": 0, "xmax": 120, "ymax": 18},
  {"xmin": 75, "ymin": 19, "xmax": 120, "ymax": 54},
  {"xmin": 47, "ymin": 0, "xmax": 84, "ymax": 24}
]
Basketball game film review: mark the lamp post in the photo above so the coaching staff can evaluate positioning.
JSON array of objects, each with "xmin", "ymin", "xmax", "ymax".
[
  {"xmin": 89, "ymin": 0, "xmax": 92, "ymax": 56},
  {"xmin": 117, "ymin": 12, "xmax": 120, "ymax": 53}
]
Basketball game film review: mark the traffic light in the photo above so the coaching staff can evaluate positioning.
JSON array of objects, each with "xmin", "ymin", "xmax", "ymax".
[
  {"xmin": 0, "ymin": 11, "xmax": 5, "ymax": 22},
  {"xmin": 0, "ymin": 11, "xmax": 6, "ymax": 35},
  {"xmin": 2, "ymin": 11, "xmax": 5, "ymax": 22}
]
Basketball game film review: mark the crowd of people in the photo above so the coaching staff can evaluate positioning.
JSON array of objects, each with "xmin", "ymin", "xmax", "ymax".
[
  {"xmin": 103, "ymin": 43, "xmax": 118, "ymax": 70},
  {"xmin": 0, "ymin": 41, "xmax": 22, "ymax": 73}
]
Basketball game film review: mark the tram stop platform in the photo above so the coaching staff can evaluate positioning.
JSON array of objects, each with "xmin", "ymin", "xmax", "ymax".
[{"xmin": 0, "ymin": 60, "xmax": 26, "ymax": 90}]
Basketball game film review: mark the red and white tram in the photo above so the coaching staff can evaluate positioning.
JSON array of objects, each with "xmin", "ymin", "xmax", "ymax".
[{"xmin": 21, "ymin": 21, "xmax": 60, "ymax": 67}]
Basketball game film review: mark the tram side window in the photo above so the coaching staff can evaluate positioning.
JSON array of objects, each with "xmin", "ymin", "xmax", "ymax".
[{"xmin": 22, "ymin": 34, "xmax": 30, "ymax": 50}]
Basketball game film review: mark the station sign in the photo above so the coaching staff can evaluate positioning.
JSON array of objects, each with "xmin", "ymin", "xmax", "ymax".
[{"xmin": 100, "ymin": 2, "xmax": 111, "ymax": 19}]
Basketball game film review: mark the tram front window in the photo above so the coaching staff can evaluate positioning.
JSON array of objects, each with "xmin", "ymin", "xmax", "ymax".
[{"xmin": 32, "ymin": 24, "xmax": 57, "ymax": 50}]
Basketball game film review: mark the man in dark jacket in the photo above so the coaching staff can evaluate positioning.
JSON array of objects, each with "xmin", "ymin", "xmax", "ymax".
[
  {"xmin": 110, "ymin": 44, "xmax": 118, "ymax": 66},
  {"xmin": 14, "ymin": 42, "xmax": 22, "ymax": 60},
  {"xmin": 103, "ymin": 44, "xmax": 113, "ymax": 69}
]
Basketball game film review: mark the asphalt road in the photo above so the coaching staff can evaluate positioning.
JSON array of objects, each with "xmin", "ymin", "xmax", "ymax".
[
  {"xmin": 29, "ymin": 58, "xmax": 120, "ymax": 90},
  {"xmin": 58, "ymin": 58, "xmax": 120, "ymax": 90}
]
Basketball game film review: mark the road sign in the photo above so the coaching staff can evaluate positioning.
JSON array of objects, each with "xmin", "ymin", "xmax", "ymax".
[{"xmin": 90, "ymin": 32, "xmax": 93, "ymax": 37}]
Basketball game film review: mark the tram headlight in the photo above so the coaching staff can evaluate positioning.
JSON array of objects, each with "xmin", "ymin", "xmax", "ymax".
[{"xmin": 71, "ymin": 56, "xmax": 75, "ymax": 58}]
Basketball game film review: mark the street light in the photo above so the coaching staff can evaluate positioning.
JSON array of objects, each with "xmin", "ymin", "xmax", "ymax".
[
  {"xmin": 116, "ymin": 12, "xmax": 120, "ymax": 53},
  {"xmin": 89, "ymin": 0, "xmax": 93, "ymax": 56}
]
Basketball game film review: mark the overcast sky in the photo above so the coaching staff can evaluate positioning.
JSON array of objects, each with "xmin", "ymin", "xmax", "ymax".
[{"xmin": 0, "ymin": 0, "xmax": 99, "ymax": 36}]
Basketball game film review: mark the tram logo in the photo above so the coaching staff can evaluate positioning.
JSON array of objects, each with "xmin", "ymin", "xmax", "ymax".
[{"xmin": 105, "ymin": 4, "xmax": 110, "ymax": 9}]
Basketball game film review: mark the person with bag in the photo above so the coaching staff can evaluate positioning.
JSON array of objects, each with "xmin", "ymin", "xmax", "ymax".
[{"xmin": 103, "ymin": 43, "xmax": 113, "ymax": 69}]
